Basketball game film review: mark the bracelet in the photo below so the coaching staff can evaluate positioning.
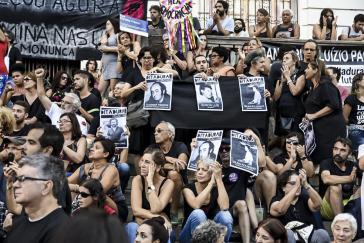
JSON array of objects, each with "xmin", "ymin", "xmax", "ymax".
[{"xmin": 287, "ymin": 80, "xmax": 293, "ymax": 85}]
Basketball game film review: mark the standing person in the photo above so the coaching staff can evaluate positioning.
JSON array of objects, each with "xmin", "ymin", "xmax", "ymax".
[
  {"xmin": 313, "ymin": 8, "xmax": 338, "ymax": 40},
  {"xmin": 98, "ymin": 18, "xmax": 120, "ymax": 96},
  {"xmin": 46, "ymin": 71, "xmax": 72, "ymax": 103},
  {"xmin": 273, "ymin": 9, "xmax": 300, "ymax": 39},
  {"xmin": 0, "ymin": 26, "xmax": 7, "ymax": 75},
  {"xmin": 249, "ymin": 8, "xmax": 272, "ymax": 38},
  {"xmin": 231, "ymin": 18, "xmax": 249, "ymax": 37},
  {"xmin": 162, "ymin": 34, "xmax": 187, "ymax": 78},
  {"xmin": 270, "ymin": 170, "xmax": 330, "ymax": 243},
  {"xmin": 68, "ymin": 138, "xmax": 128, "ymax": 222},
  {"xmin": 126, "ymin": 147, "xmax": 174, "ymax": 243},
  {"xmin": 204, "ymin": 0, "xmax": 234, "ymax": 36},
  {"xmin": 10, "ymin": 101, "xmax": 30, "ymax": 136},
  {"xmin": 59, "ymin": 112, "xmax": 87, "ymax": 175},
  {"xmin": 117, "ymin": 31, "xmax": 140, "ymax": 82},
  {"xmin": 148, "ymin": 5, "xmax": 165, "ymax": 30},
  {"xmin": 339, "ymin": 14, "xmax": 364, "ymax": 41},
  {"xmin": 4, "ymin": 154, "xmax": 70, "ymax": 243},
  {"xmin": 4, "ymin": 31, "xmax": 22, "ymax": 71},
  {"xmin": 180, "ymin": 160, "xmax": 233, "ymax": 243},
  {"xmin": 303, "ymin": 62, "xmax": 346, "ymax": 164}
]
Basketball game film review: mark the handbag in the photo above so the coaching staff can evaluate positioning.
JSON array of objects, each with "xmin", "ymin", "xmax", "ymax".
[
  {"xmin": 285, "ymin": 221, "xmax": 314, "ymax": 243},
  {"xmin": 127, "ymin": 100, "xmax": 149, "ymax": 128}
]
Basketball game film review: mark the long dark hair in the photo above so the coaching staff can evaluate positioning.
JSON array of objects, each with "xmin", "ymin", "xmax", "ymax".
[
  {"xmin": 60, "ymin": 112, "xmax": 82, "ymax": 141},
  {"xmin": 319, "ymin": 8, "xmax": 334, "ymax": 29},
  {"xmin": 81, "ymin": 179, "xmax": 106, "ymax": 208},
  {"xmin": 257, "ymin": 218, "xmax": 288, "ymax": 243},
  {"xmin": 106, "ymin": 18, "xmax": 120, "ymax": 37},
  {"xmin": 351, "ymin": 73, "xmax": 364, "ymax": 95},
  {"xmin": 51, "ymin": 71, "xmax": 72, "ymax": 91}
]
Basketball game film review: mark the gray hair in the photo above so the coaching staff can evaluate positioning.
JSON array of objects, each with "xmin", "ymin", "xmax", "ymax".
[
  {"xmin": 331, "ymin": 213, "xmax": 357, "ymax": 238},
  {"xmin": 245, "ymin": 49, "xmax": 266, "ymax": 66},
  {"xmin": 64, "ymin": 92, "xmax": 81, "ymax": 111},
  {"xmin": 192, "ymin": 220, "xmax": 227, "ymax": 243},
  {"xmin": 18, "ymin": 154, "xmax": 66, "ymax": 201},
  {"xmin": 160, "ymin": 121, "xmax": 175, "ymax": 141},
  {"xmin": 282, "ymin": 9, "xmax": 293, "ymax": 16}
]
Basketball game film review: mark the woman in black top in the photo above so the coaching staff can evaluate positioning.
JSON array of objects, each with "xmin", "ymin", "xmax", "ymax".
[
  {"xmin": 127, "ymin": 147, "xmax": 174, "ymax": 243},
  {"xmin": 304, "ymin": 62, "xmax": 346, "ymax": 164},
  {"xmin": 59, "ymin": 112, "xmax": 87, "ymax": 175},
  {"xmin": 180, "ymin": 160, "xmax": 232, "ymax": 243},
  {"xmin": 273, "ymin": 132, "xmax": 315, "ymax": 177},
  {"xmin": 249, "ymin": 8, "xmax": 272, "ymax": 38},
  {"xmin": 46, "ymin": 71, "xmax": 72, "ymax": 103}
]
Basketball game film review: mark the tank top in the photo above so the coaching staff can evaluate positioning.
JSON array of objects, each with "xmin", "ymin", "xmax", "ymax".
[
  {"xmin": 273, "ymin": 23, "xmax": 295, "ymax": 38},
  {"xmin": 63, "ymin": 140, "xmax": 88, "ymax": 173},
  {"xmin": 140, "ymin": 176, "xmax": 171, "ymax": 218},
  {"xmin": 254, "ymin": 26, "xmax": 268, "ymax": 38}
]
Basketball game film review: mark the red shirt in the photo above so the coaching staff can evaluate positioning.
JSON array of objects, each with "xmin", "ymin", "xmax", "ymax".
[{"xmin": 0, "ymin": 40, "xmax": 8, "ymax": 74}]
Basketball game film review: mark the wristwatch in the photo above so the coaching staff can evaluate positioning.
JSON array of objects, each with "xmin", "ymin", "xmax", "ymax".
[{"xmin": 147, "ymin": 185, "xmax": 156, "ymax": 193}]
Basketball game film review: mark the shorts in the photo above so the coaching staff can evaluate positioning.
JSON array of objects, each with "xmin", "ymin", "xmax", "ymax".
[{"xmin": 320, "ymin": 196, "xmax": 351, "ymax": 220}]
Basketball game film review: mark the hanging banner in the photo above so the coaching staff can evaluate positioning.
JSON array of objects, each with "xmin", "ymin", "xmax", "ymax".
[
  {"xmin": 120, "ymin": 0, "xmax": 148, "ymax": 37},
  {"xmin": 0, "ymin": 1, "xmax": 122, "ymax": 60}
]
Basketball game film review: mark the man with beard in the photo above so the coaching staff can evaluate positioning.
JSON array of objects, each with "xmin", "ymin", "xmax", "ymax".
[
  {"xmin": 231, "ymin": 18, "xmax": 249, "ymax": 37},
  {"xmin": 106, "ymin": 118, "xmax": 125, "ymax": 143},
  {"xmin": 148, "ymin": 5, "xmax": 165, "ymax": 30},
  {"xmin": 35, "ymin": 68, "xmax": 89, "ymax": 135},
  {"xmin": 272, "ymin": 9, "xmax": 300, "ymax": 39},
  {"xmin": 319, "ymin": 137, "xmax": 358, "ymax": 220},
  {"xmin": 340, "ymin": 13, "xmax": 364, "ymax": 41},
  {"xmin": 204, "ymin": 0, "xmax": 234, "ymax": 36},
  {"xmin": 11, "ymin": 101, "xmax": 30, "ymax": 136}
]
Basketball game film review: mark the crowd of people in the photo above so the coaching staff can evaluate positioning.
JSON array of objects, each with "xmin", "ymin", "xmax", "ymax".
[{"xmin": 0, "ymin": 1, "xmax": 363, "ymax": 243}]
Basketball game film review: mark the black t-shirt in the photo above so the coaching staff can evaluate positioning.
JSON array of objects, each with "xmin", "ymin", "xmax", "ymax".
[
  {"xmin": 268, "ymin": 61, "xmax": 282, "ymax": 88},
  {"xmin": 125, "ymin": 68, "xmax": 145, "ymax": 102},
  {"xmin": 222, "ymin": 167, "xmax": 249, "ymax": 208},
  {"xmin": 344, "ymin": 94, "xmax": 364, "ymax": 125},
  {"xmin": 173, "ymin": 51, "xmax": 186, "ymax": 78},
  {"xmin": 271, "ymin": 191, "xmax": 315, "ymax": 225},
  {"xmin": 273, "ymin": 152, "xmax": 303, "ymax": 173},
  {"xmin": 183, "ymin": 182, "xmax": 219, "ymax": 225},
  {"xmin": 11, "ymin": 124, "xmax": 30, "ymax": 137},
  {"xmin": 11, "ymin": 95, "xmax": 51, "ymax": 123},
  {"xmin": 8, "ymin": 46, "xmax": 22, "ymax": 71},
  {"xmin": 319, "ymin": 159, "xmax": 356, "ymax": 199},
  {"xmin": 80, "ymin": 93, "xmax": 100, "ymax": 118},
  {"xmin": 5, "ymin": 208, "xmax": 69, "ymax": 243},
  {"xmin": 90, "ymin": 88, "xmax": 102, "ymax": 104}
]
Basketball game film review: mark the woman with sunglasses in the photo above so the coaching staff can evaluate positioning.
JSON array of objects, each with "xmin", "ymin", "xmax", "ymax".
[
  {"xmin": 273, "ymin": 132, "xmax": 314, "ymax": 177},
  {"xmin": 68, "ymin": 137, "xmax": 128, "ymax": 222},
  {"xmin": 75, "ymin": 178, "xmax": 117, "ymax": 215},
  {"xmin": 59, "ymin": 112, "xmax": 87, "ymax": 175},
  {"xmin": 46, "ymin": 71, "xmax": 72, "ymax": 104},
  {"xmin": 274, "ymin": 51, "xmax": 305, "ymax": 135},
  {"xmin": 126, "ymin": 147, "xmax": 174, "ymax": 243},
  {"xmin": 186, "ymin": 34, "xmax": 211, "ymax": 74}
]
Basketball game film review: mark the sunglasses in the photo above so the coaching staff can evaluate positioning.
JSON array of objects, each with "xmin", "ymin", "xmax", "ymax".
[
  {"xmin": 219, "ymin": 146, "xmax": 231, "ymax": 152},
  {"xmin": 286, "ymin": 140, "xmax": 299, "ymax": 145},
  {"xmin": 23, "ymin": 77, "xmax": 33, "ymax": 81},
  {"xmin": 79, "ymin": 192, "xmax": 91, "ymax": 198},
  {"xmin": 61, "ymin": 76, "xmax": 68, "ymax": 80}
]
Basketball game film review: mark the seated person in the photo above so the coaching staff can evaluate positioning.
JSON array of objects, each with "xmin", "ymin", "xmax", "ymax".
[
  {"xmin": 204, "ymin": 0, "xmax": 234, "ymax": 36},
  {"xmin": 180, "ymin": 160, "xmax": 232, "ymax": 242},
  {"xmin": 319, "ymin": 137, "xmax": 358, "ymax": 220},
  {"xmin": 313, "ymin": 8, "xmax": 338, "ymax": 40},
  {"xmin": 209, "ymin": 46, "xmax": 235, "ymax": 76},
  {"xmin": 339, "ymin": 14, "xmax": 364, "ymax": 41},
  {"xmin": 126, "ymin": 147, "xmax": 174, "ymax": 243},
  {"xmin": 273, "ymin": 9, "xmax": 300, "ymax": 39},
  {"xmin": 270, "ymin": 170, "xmax": 330, "ymax": 243},
  {"xmin": 331, "ymin": 213, "xmax": 357, "ymax": 243},
  {"xmin": 192, "ymin": 220, "xmax": 228, "ymax": 243}
]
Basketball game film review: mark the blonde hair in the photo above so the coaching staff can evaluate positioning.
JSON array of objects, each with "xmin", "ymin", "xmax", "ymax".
[{"xmin": 0, "ymin": 107, "xmax": 15, "ymax": 135}]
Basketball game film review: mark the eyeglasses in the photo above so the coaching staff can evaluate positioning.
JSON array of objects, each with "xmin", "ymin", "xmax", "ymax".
[
  {"xmin": 61, "ymin": 100, "xmax": 73, "ymax": 105},
  {"xmin": 58, "ymin": 119, "xmax": 71, "ymax": 124},
  {"xmin": 155, "ymin": 129, "xmax": 168, "ymax": 133},
  {"xmin": 286, "ymin": 140, "xmax": 299, "ymax": 145},
  {"xmin": 219, "ymin": 146, "xmax": 231, "ymax": 152},
  {"xmin": 304, "ymin": 48, "xmax": 316, "ymax": 52},
  {"xmin": 13, "ymin": 175, "xmax": 49, "ymax": 183},
  {"xmin": 209, "ymin": 54, "xmax": 219, "ymax": 58},
  {"xmin": 23, "ymin": 77, "xmax": 33, "ymax": 81},
  {"xmin": 78, "ymin": 192, "xmax": 91, "ymax": 198}
]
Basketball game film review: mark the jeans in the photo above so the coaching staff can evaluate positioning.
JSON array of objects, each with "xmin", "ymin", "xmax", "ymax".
[
  {"xmin": 348, "ymin": 128, "xmax": 364, "ymax": 153},
  {"xmin": 179, "ymin": 209, "xmax": 233, "ymax": 243},
  {"xmin": 116, "ymin": 162, "xmax": 130, "ymax": 193},
  {"xmin": 287, "ymin": 229, "xmax": 330, "ymax": 243}
]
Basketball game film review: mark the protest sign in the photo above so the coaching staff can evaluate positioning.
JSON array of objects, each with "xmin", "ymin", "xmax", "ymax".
[
  {"xmin": 187, "ymin": 130, "xmax": 223, "ymax": 171},
  {"xmin": 299, "ymin": 120, "xmax": 316, "ymax": 156},
  {"xmin": 144, "ymin": 73, "xmax": 173, "ymax": 111},
  {"xmin": 100, "ymin": 106, "xmax": 128, "ymax": 149},
  {"xmin": 230, "ymin": 130, "xmax": 259, "ymax": 176},
  {"xmin": 120, "ymin": 0, "xmax": 148, "ymax": 37},
  {"xmin": 194, "ymin": 76, "xmax": 223, "ymax": 111},
  {"xmin": 239, "ymin": 76, "xmax": 267, "ymax": 112}
]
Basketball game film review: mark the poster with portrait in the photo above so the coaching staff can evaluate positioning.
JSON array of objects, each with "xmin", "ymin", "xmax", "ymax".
[
  {"xmin": 299, "ymin": 120, "xmax": 316, "ymax": 156},
  {"xmin": 230, "ymin": 130, "xmax": 259, "ymax": 176},
  {"xmin": 187, "ymin": 130, "xmax": 223, "ymax": 171},
  {"xmin": 238, "ymin": 76, "xmax": 267, "ymax": 112},
  {"xmin": 194, "ymin": 76, "xmax": 223, "ymax": 111},
  {"xmin": 143, "ymin": 73, "xmax": 173, "ymax": 111},
  {"xmin": 100, "ymin": 107, "xmax": 128, "ymax": 149}
]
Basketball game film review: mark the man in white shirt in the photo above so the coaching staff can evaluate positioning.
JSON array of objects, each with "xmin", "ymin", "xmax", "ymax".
[
  {"xmin": 35, "ymin": 68, "xmax": 89, "ymax": 135},
  {"xmin": 340, "ymin": 14, "xmax": 364, "ymax": 41},
  {"xmin": 204, "ymin": 0, "xmax": 234, "ymax": 36},
  {"xmin": 231, "ymin": 18, "xmax": 249, "ymax": 37}
]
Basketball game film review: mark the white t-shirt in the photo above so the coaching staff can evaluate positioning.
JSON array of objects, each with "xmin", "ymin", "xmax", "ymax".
[
  {"xmin": 358, "ymin": 144, "xmax": 364, "ymax": 159},
  {"xmin": 207, "ymin": 16, "xmax": 234, "ymax": 34},
  {"xmin": 341, "ymin": 25, "xmax": 363, "ymax": 38},
  {"xmin": 230, "ymin": 31, "xmax": 249, "ymax": 37},
  {"xmin": 46, "ymin": 103, "xmax": 89, "ymax": 136}
]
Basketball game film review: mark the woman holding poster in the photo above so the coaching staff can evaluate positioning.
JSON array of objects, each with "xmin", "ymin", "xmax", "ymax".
[{"xmin": 180, "ymin": 160, "xmax": 233, "ymax": 242}]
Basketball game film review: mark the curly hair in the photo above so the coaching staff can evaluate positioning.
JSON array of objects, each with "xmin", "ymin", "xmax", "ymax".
[
  {"xmin": 192, "ymin": 220, "xmax": 227, "ymax": 243},
  {"xmin": 0, "ymin": 107, "xmax": 15, "ymax": 136}
]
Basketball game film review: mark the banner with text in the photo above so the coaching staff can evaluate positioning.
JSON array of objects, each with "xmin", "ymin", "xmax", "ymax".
[{"xmin": 0, "ymin": 0, "xmax": 123, "ymax": 60}]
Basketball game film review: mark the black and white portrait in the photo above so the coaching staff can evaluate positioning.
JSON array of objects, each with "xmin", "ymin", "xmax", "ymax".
[
  {"xmin": 239, "ymin": 76, "xmax": 267, "ymax": 112},
  {"xmin": 194, "ymin": 77, "xmax": 223, "ymax": 111},
  {"xmin": 144, "ymin": 73, "xmax": 173, "ymax": 110}
]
